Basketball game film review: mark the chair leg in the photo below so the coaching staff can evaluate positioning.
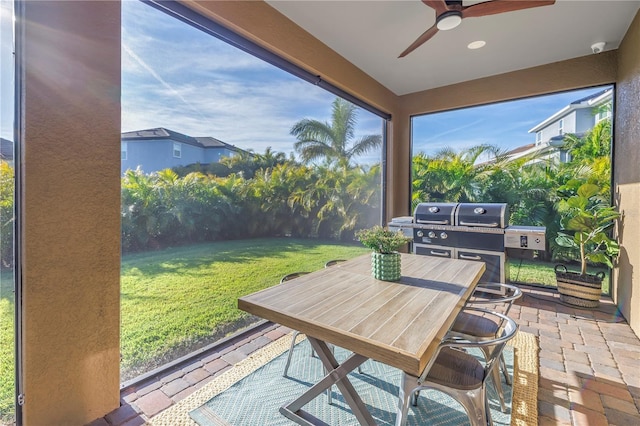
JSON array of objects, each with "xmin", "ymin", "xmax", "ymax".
[
  {"xmin": 284, "ymin": 333, "xmax": 334, "ymax": 404},
  {"xmin": 282, "ymin": 331, "xmax": 300, "ymax": 377},
  {"xmin": 457, "ymin": 386, "xmax": 491, "ymax": 426},
  {"xmin": 482, "ymin": 346, "xmax": 507, "ymax": 413},
  {"xmin": 395, "ymin": 373, "xmax": 419, "ymax": 426},
  {"xmin": 500, "ymin": 352, "xmax": 511, "ymax": 385},
  {"xmin": 490, "ymin": 363, "xmax": 507, "ymax": 413}
]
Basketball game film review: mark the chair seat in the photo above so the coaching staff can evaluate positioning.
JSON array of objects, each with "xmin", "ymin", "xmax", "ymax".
[
  {"xmin": 451, "ymin": 311, "xmax": 499, "ymax": 338},
  {"xmin": 427, "ymin": 347, "xmax": 484, "ymax": 390}
]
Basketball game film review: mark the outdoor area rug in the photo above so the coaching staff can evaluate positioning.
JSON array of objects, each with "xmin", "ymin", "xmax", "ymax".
[{"xmin": 148, "ymin": 331, "xmax": 538, "ymax": 426}]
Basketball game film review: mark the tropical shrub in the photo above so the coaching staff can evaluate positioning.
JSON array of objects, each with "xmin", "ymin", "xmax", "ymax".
[
  {"xmin": 121, "ymin": 154, "xmax": 382, "ymax": 252},
  {"xmin": 0, "ymin": 162, "xmax": 14, "ymax": 269}
]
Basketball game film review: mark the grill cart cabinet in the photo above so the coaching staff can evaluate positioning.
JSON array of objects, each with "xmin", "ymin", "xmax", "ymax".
[
  {"xmin": 392, "ymin": 203, "xmax": 545, "ymax": 285},
  {"xmin": 414, "ymin": 243, "xmax": 507, "ymax": 283}
]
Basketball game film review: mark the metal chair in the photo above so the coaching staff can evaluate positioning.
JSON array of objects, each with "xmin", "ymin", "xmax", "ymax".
[
  {"xmin": 395, "ymin": 308, "xmax": 518, "ymax": 426},
  {"xmin": 281, "ymin": 271, "xmax": 311, "ymax": 378},
  {"xmin": 324, "ymin": 259, "xmax": 346, "ymax": 268},
  {"xmin": 448, "ymin": 282, "xmax": 522, "ymax": 412},
  {"xmin": 280, "ymin": 272, "xmax": 310, "ymax": 283},
  {"xmin": 280, "ymin": 271, "xmax": 334, "ymax": 403}
]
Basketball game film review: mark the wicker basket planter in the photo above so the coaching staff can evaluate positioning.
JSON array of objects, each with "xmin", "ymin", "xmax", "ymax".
[
  {"xmin": 555, "ymin": 264, "xmax": 605, "ymax": 308},
  {"xmin": 371, "ymin": 252, "xmax": 401, "ymax": 281}
]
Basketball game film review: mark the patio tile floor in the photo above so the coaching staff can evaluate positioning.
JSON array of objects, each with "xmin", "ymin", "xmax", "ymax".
[{"xmin": 91, "ymin": 285, "xmax": 640, "ymax": 426}]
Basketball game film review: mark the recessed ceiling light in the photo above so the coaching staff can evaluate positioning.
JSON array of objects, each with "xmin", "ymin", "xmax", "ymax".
[{"xmin": 468, "ymin": 40, "xmax": 486, "ymax": 50}]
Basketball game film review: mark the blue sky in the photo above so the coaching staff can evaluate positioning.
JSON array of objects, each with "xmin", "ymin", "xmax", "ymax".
[
  {"xmin": 412, "ymin": 87, "xmax": 604, "ymax": 156},
  {"xmin": 1, "ymin": 0, "xmax": 607, "ymax": 163}
]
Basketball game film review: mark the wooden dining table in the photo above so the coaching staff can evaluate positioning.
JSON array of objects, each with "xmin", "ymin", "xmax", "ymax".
[{"xmin": 238, "ymin": 253, "xmax": 485, "ymax": 425}]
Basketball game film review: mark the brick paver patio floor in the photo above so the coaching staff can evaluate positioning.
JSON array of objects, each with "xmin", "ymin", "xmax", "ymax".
[{"xmin": 90, "ymin": 285, "xmax": 640, "ymax": 426}]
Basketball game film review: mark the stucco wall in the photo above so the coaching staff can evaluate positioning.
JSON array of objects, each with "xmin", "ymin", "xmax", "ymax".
[
  {"xmin": 20, "ymin": 1, "xmax": 121, "ymax": 424},
  {"xmin": 614, "ymin": 11, "xmax": 640, "ymax": 336}
]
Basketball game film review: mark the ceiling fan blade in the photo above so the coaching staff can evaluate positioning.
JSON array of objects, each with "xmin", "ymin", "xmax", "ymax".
[
  {"xmin": 462, "ymin": 0, "xmax": 555, "ymax": 19},
  {"xmin": 398, "ymin": 24, "xmax": 439, "ymax": 58},
  {"xmin": 422, "ymin": 0, "xmax": 450, "ymax": 15}
]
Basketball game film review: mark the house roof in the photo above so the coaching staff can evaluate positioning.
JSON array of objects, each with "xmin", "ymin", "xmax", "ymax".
[
  {"xmin": 0, "ymin": 138, "xmax": 13, "ymax": 161},
  {"xmin": 504, "ymin": 143, "xmax": 536, "ymax": 156},
  {"xmin": 528, "ymin": 88, "xmax": 613, "ymax": 134},
  {"xmin": 121, "ymin": 128, "xmax": 245, "ymax": 153}
]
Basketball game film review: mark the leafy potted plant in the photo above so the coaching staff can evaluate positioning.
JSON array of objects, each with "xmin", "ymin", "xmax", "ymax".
[
  {"xmin": 554, "ymin": 181, "xmax": 620, "ymax": 307},
  {"xmin": 355, "ymin": 225, "xmax": 412, "ymax": 281}
]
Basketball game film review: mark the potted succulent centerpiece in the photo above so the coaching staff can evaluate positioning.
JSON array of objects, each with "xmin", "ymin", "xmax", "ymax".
[
  {"xmin": 356, "ymin": 225, "xmax": 412, "ymax": 281},
  {"xmin": 554, "ymin": 181, "xmax": 621, "ymax": 308}
]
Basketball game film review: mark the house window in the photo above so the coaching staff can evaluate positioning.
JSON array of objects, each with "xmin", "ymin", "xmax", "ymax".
[
  {"xmin": 121, "ymin": 142, "xmax": 127, "ymax": 160},
  {"xmin": 595, "ymin": 108, "xmax": 611, "ymax": 123},
  {"xmin": 173, "ymin": 142, "xmax": 181, "ymax": 158},
  {"xmin": 536, "ymin": 131, "xmax": 542, "ymax": 144},
  {"xmin": 558, "ymin": 119, "xmax": 564, "ymax": 135}
]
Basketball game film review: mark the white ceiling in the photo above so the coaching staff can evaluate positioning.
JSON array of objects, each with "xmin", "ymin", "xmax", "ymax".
[{"xmin": 267, "ymin": 0, "xmax": 640, "ymax": 96}]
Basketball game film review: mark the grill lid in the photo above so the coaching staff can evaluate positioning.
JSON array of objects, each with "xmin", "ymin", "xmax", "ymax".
[
  {"xmin": 413, "ymin": 202, "xmax": 457, "ymax": 226},
  {"xmin": 456, "ymin": 203, "xmax": 509, "ymax": 228}
]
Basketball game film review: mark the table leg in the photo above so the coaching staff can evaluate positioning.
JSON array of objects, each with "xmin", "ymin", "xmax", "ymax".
[{"xmin": 280, "ymin": 337, "xmax": 376, "ymax": 426}]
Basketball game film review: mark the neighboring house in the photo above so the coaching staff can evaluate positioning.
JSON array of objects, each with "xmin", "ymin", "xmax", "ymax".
[
  {"xmin": 497, "ymin": 88, "xmax": 613, "ymax": 166},
  {"xmin": 0, "ymin": 137, "xmax": 13, "ymax": 166},
  {"xmin": 524, "ymin": 88, "xmax": 613, "ymax": 164},
  {"xmin": 121, "ymin": 127, "xmax": 246, "ymax": 174}
]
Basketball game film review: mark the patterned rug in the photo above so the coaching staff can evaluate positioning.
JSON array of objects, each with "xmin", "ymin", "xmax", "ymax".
[{"xmin": 148, "ymin": 331, "xmax": 538, "ymax": 426}]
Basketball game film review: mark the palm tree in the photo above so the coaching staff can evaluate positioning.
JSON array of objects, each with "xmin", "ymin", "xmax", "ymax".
[
  {"xmin": 411, "ymin": 144, "xmax": 498, "ymax": 209},
  {"xmin": 290, "ymin": 98, "xmax": 382, "ymax": 168}
]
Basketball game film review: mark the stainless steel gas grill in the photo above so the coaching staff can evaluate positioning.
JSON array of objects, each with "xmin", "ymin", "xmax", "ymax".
[{"xmin": 389, "ymin": 202, "xmax": 546, "ymax": 284}]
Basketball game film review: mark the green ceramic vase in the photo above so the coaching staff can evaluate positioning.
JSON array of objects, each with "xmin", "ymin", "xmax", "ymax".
[{"xmin": 371, "ymin": 252, "xmax": 401, "ymax": 281}]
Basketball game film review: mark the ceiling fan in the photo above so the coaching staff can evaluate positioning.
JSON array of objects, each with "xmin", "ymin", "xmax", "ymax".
[{"xmin": 398, "ymin": 0, "xmax": 556, "ymax": 58}]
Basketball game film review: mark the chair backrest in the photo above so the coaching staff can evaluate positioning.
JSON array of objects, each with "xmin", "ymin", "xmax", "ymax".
[
  {"xmin": 324, "ymin": 259, "xmax": 346, "ymax": 268},
  {"xmin": 468, "ymin": 282, "xmax": 522, "ymax": 317},
  {"xmin": 422, "ymin": 308, "xmax": 518, "ymax": 384},
  {"xmin": 280, "ymin": 271, "xmax": 310, "ymax": 284}
]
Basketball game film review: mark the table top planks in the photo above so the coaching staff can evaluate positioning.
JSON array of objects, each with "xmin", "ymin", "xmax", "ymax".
[{"xmin": 238, "ymin": 253, "xmax": 485, "ymax": 376}]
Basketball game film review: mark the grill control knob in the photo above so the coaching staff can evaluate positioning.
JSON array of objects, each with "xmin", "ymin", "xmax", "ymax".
[
  {"xmin": 428, "ymin": 231, "xmax": 436, "ymax": 238},
  {"xmin": 416, "ymin": 230, "xmax": 424, "ymax": 238},
  {"xmin": 440, "ymin": 232, "xmax": 448, "ymax": 239}
]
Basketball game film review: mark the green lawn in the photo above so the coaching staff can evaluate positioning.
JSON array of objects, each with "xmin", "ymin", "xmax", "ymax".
[
  {"xmin": 509, "ymin": 258, "xmax": 610, "ymax": 294},
  {"xmin": 120, "ymin": 238, "xmax": 369, "ymax": 379},
  {"xmin": 0, "ymin": 271, "xmax": 15, "ymax": 425}
]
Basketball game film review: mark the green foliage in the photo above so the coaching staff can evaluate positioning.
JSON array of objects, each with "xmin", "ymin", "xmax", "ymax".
[
  {"xmin": 172, "ymin": 161, "xmax": 232, "ymax": 178},
  {"xmin": 0, "ymin": 162, "xmax": 14, "ymax": 270},
  {"xmin": 121, "ymin": 152, "xmax": 382, "ymax": 252},
  {"xmin": 565, "ymin": 118, "xmax": 611, "ymax": 161},
  {"xmin": 555, "ymin": 181, "xmax": 620, "ymax": 275},
  {"xmin": 291, "ymin": 97, "xmax": 382, "ymax": 168},
  {"xmin": 411, "ymin": 145, "xmax": 498, "ymax": 208},
  {"xmin": 355, "ymin": 225, "xmax": 412, "ymax": 254}
]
